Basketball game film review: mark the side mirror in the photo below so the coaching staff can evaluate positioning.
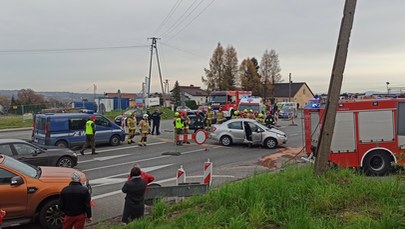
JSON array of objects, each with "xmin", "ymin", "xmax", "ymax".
[{"xmin": 11, "ymin": 176, "xmax": 24, "ymax": 186}]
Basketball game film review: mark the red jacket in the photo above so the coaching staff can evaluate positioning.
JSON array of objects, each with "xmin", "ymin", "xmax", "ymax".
[
  {"xmin": 128, "ymin": 171, "xmax": 155, "ymax": 184},
  {"xmin": 0, "ymin": 210, "xmax": 6, "ymax": 224}
]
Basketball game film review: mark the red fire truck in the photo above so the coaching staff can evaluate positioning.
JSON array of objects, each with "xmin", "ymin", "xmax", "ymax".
[
  {"xmin": 304, "ymin": 98, "xmax": 405, "ymax": 176},
  {"xmin": 207, "ymin": 91, "xmax": 252, "ymax": 118}
]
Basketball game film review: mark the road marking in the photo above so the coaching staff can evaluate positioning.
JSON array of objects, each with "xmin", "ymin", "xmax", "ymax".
[
  {"xmin": 79, "ymin": 142, "xmax": 167, "ymax": 164},
  {"xmin": 91, "ymin": 164, "xmax": 173, "ymax": 188},
  {"xmin": 83, "ymin": 146, "xmax": 220, "ymax": 172},
  {"xmin": 80, "ymin": 154, "xmax": 130, "ymax": 163},
  {"xmin": 91, "ymin": 174, "xmax": 235, "ymax": 200}
]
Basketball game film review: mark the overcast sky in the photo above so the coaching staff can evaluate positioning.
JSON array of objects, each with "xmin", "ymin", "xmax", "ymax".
[{"xmin": 1, "ymin": 0, "xmax": 405, "ymax": 95}]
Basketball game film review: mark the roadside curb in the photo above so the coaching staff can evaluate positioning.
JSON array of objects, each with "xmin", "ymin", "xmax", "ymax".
[{"xmin": 0, "ymin": 127, "xmax": 31, "ymax": 133}]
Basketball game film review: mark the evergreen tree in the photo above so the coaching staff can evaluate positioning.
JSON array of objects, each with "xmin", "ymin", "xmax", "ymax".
[
  {"xmin": 223, "ymin": 45, "xmax": 238, "ymax": 90},
  {"xmin": 239, "ymin": 58, "xmax": 261, "ymax": 95},
  {"xmin": 171, "ymin": 81, "xmax": 181, "ymax": 107}
]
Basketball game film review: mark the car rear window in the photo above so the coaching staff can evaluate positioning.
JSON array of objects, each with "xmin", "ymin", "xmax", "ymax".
[
  {"xmin": 228, "ymin": 121, "xmax": 243, "ymax": 130},
  {"xmin": 35, "ymin": 117, "xmax": 46, "ymax": 130}
]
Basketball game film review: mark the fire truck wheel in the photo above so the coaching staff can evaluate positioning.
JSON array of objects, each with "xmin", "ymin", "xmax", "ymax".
[{"xmin": 363, "ymin": 151, "xmax": 391, "ymax": 176}]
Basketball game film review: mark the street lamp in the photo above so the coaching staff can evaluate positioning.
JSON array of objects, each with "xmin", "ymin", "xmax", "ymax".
[{"xmin": 386, "ymin": 82, "xmax": 390, "ymax": 95}]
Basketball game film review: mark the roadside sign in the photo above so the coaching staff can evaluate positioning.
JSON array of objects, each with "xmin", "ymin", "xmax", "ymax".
[{"xmin": 194, "ymin": 130, "xmax": 208, "ymax": 145}]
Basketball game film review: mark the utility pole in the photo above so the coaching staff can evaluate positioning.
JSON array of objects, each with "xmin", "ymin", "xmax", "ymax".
[
  {"xmin": 288, "ymin": 73, "xmax": 292, "ymax": 102},
  {"xmin": 147, "ymin": 37, "xmax": 165, "ymax": 98},
  {"xmin": 314, "ymin": 0, "xmax": 357, "ymax": 175}
]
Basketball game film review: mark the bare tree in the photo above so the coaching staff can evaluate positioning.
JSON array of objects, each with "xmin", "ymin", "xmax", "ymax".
[
  {"xmin": 202, "ymin": 42, "xmax": 225, "ymax": 91},
  {"xmin": 17, "ymin": 88, "xmax": 45, "ymax": 105},
  {"xmin": 260, "ymin": 49, "xmax": 282, "ymax": 97}
]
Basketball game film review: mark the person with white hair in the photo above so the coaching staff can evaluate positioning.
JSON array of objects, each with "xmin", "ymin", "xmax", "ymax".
[{"xmin": 59, "ymin": 172, "xmax": 92, "ymax": 229}]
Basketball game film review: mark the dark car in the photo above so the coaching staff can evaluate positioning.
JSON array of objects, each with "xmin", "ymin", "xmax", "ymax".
[
  {"xmin": 0, "ymin": 139, "xmax": 78, "ymax": 168},
  {"xmin": 186, "ymin": 111, "xmax": 206, "ymax": 131},
  {"xmin": 115, "ymin": 108, "xmax": 147, "ymax": 126}
]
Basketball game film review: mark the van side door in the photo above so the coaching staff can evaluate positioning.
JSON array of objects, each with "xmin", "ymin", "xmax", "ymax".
[
  {"xmin": 68, "ymin": 118, "xmax": 87, "ymax": 147},
  {"xmin": 94, "ymin": 116, "xmax": 112, "ymax": 144}
]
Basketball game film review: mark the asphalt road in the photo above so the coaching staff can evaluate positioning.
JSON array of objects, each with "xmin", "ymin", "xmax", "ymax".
[{"xmin": 2, "ymin": 116, "xmax": 305, "ymax": 228}]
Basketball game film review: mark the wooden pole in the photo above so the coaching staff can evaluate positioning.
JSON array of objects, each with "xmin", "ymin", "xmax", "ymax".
[{"xmin": 314, "ymin": 0, "xmax": 357, "ymax": 175}]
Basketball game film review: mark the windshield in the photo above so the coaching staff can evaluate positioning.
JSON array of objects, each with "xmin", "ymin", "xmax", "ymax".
[
  {"xmin": 239, "ymin": 104, "xmax": 259, "ymax": 112},
  {"xmin": 3, "ymin": 156, "xmax": 38, "ymax": 178},
  {"xmin": 208, "ymin": 95, "xmax": 226, "ymax": 105}
]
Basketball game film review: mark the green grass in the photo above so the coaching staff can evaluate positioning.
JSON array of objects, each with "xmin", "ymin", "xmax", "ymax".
[
  {"xmin": 109, "ymin": 166, "xmax": 405, "ymax": 229},
  {"xmin": 0, "ymin": 115, "xmax": 32, "ymax": 129}
]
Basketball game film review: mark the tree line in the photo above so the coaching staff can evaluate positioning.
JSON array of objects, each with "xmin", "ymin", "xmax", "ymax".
[{"xmin": 202, "ymin": 42, "xmax": 283, "ymax": 97}]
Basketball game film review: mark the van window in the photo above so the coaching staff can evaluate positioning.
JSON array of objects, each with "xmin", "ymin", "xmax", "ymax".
[
  {"xmin": 69, "ymin": 118, "xmax": 87, "ymax": 130},
  {"xmin": 35, "ymin": 117, "xmax": 46, "ymax": 130},
  {"xmin": 95, "ymin": 116, "xmax": 111, "ymax": 127},
  {"xmin": 49, "ymin": 117, "xmax": 69, "ymax": 131}
]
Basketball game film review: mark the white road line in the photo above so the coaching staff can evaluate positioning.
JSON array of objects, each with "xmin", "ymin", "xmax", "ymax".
[
  {"xmin": 83, "ymin": 146, "xmax": 219, "ymax": 172},
  {"xmin": 91, "ymin": 175, "xmax": 235, "ymax": 200},
  {"xmin": 79, "ymin": 142, "xmax": 166, "ymax": 164}
]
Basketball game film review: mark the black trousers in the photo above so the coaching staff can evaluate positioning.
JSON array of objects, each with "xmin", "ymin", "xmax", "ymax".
[{"xmin": 152, "ymin": 120, "xmax": 160, "ymax": 134}]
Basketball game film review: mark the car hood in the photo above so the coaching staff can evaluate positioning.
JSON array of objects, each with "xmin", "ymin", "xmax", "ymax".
[
  {"xmin": 39, "ymin": 166, "xmax": 87, "ymax": 183},
  {"xmin": 267, "ymin": 127, "xmax": 286, "ymax": 136}
]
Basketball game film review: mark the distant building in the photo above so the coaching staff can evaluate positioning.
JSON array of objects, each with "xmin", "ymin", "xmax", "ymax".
[
  {"xmin": 173, "ymin": 84, "xmax": 208, "ymax": 105},
  {"xmin": 273, "ymin": 82, "xmax": 314, "ymax": 108}
]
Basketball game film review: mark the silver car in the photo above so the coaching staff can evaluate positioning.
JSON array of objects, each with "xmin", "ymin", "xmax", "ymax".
[{"xmin": 210, "ymin": 118, "xmax": 287, "ymax": 149}]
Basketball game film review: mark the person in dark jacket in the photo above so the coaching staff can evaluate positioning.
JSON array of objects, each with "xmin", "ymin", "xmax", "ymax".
[
  {"xmin": 60, "ymin": 172, "xmax": 92, "ymax": 229},
  {"xmin": 122, "ymin": 167, "xmax": 147, "ymax": 224},
  {"xmin": 243, "ymin": 121, "xmax": 253, "ymax": 147},
  {"xmin": 150, "ymin": 109, "xmax": 163, "ymax": 135}
]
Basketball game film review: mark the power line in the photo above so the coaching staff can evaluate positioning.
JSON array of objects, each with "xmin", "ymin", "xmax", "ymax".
[
  {"xmin": 159, "ymin": 0, "xmax": 203, "ymax": 38},
  {"xmin": 0, "ymin": 44, "xmax": 149, "ymax": 54},
  {"xmin": 152, "ymin": 0, "xmax": 183, "ymax": 36},
  {"xmin": 160, "ymin": 42, "xmax": 205, "ymax": 58},
  {"xmin": 166, "ymin": 0, "xmax": 216, "ymax": 41}
]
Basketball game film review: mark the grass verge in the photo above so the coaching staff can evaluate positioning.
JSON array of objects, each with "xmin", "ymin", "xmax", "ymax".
[
  {"xmin": 110, "ymin": 165, "xmax": 405, "ymax": 229},
  {"xmin": 0, "ymin": 115, "xmax": 32, "ymax": 129}
]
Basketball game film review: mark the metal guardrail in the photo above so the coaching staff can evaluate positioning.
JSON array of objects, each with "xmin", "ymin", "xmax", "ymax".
[{"xmin": 145, "ymin": 183, "xmax": 209, "ymax": 203}]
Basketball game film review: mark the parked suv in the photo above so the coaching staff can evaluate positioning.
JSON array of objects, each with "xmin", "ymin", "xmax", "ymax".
[{"xmin": 0, "ymin": 154, "xmax": 91, "ymax": 229}]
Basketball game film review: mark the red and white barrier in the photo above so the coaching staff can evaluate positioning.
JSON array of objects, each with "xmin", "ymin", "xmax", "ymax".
[
  {"xmin": 203, "ymin": 159, "xmax": 213, "ymax": 186},
  {"xmin": 176, "ymin": 134, "xmax": 193, "ymax": 142},
  {"xmin": 175, "ymin": 130, "xmax": 209, "ymax": 145},
  {"xmin": 176, "ymin": 165, "xmax": 186, "ymax": 185}
]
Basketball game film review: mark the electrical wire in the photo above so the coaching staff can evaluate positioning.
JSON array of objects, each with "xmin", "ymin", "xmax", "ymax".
[
  {"xmin": 0, "ymin": 44, "xmax": 149, "ymax": 54},
  {"xmin": 159, "ymin": 0, "xmax": 204, "ymax": 38},
  {"xmin": 152, "ymin": 0, "xmax": 183, "ymax": 36},
  {"xmin": 165, "ymin": 0, "xmax": 216, "ymax": 41},
  {"xmin": 160, "ymin": 42, "xmax": 205, "ymax": 58}
]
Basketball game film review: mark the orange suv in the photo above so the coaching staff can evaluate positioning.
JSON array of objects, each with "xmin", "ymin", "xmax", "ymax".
[{"xmin": 0, "ymin": 154, "xmax": 91, "ymax": 229}]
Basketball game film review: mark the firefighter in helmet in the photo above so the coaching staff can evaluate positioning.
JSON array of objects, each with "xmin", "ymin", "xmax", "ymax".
[
  {"xmin": 216, "ymin": 108, "xmax": 224, "ymax": 124},
  {"xmin": 248, "ymin": 109, "xmax": 255, "ymax": 119},
  {"xmin": 137, "ymin": 114, "xmax": 150, "ymax": 146},
  {"xmin": 182, "ymin": 111, "xmax": 191, "ymax": 144},
  {"xmin": 256, "ymin": 113, "xmax": 265, "ymax": 124},
  {"xmin": 232, "ymin": 110, "xmax": 240, "ymax": 119},
  {"xmin": 206, "ymin": 106, "xmax": 214, "ymax": 130},
  {"xmin": 241, "ymin": 109, "xmax": 248, "ymax": 118},
  {"xmin": 127, "ymin": 112, "xmax": 136, "ymax": 144}
]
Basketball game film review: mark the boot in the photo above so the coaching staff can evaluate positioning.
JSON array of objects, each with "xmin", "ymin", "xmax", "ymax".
[
  {"xmin": 137, "ymin": 142, "xmax": 143, "ymax": 146},
  {"xmin": 143, "ymin": 141, "xmax": 147, "ymax": 146}
]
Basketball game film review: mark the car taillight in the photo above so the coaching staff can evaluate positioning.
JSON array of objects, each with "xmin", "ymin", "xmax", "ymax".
[
  {"xmin": 45, "ymin": 123, "xmax": 49, "ymax": 136},
  {"xmin": 211, "ymin": 126, "xmax": 216, "ymax": 132}
]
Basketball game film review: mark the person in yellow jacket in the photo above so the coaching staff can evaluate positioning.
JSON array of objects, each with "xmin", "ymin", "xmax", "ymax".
[
  {"xmin": 216, "ymin": 108, "xmax": 224, "ymax": 124},
  {"xmin": 137, "ymin": 114, "xmax": 150, "ymax": 146},
  {"xmin": 232, "ymin": 110, "xmax": 240, "ymax": 119},
  {"xmin": 127, "ymin": 113, "xmax": 136, "ymax": 144},
  {"xmin": 80, "ymin": 115, "xmax": 97, "ymax": 155},
  {"xmin": 173, "ymin": 112, "xmax": 184, "ymax": 145}
]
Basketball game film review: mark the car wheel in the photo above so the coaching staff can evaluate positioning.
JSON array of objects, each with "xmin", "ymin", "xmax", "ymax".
[
  {"xmin": 264, "ymin": 137, "xmax": 277, "ymax": 149},
  {"xmin": 220, "ymin": 135, "xmax": 232, "ymax": 146},
  {"xmin": 57, "ymin": 156, "xmax": 73, "ymax": 168},
  {"xmin": 362, "ymin": 151, "xmax": 392, "ymax": 176},
  {"xmin": 39, "ymin": 199, "xmax": 64, "ymax": 229},
  {"xmin": 110, "ymin": 135, "xmax": 121, "ymax": 146},
  {"xmin": 55, "ymin": 140, "xmax": 68, "ymax": 148}
]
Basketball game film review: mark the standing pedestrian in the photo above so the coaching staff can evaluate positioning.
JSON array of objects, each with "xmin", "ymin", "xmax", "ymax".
[
  {"xmin": 127, "ymin": 163, "xmax": 155, "ymax": 184},
  {"xmin": 122, "ymin": 167, "xmax": 147, "ymax": 224},
  {"xmin": 173, "ymin": 112, "xmax": 184, "ymax": 145},
  {"xmin": 137, "ymin": 114, "xmax": 150, "ymax": 146},
  {"xmin": 127, "ymin": 113, "xmax": 136, "ymax": 144},
  {"xmin": 216, "ymin": 108, "xmax": 224, "ymax": 124},
  {"xmin": 80, "ymin": 115, "xmax": 97, "ymax": 155},
  {"xmin": 150, "ymin": 109, "xmax": 162, "ymax": 135},
  {"xmin": 182, "ymin": 111, "xmax": 191, "ymax": 144},
  {"xmin": 60, "ymin": 172, "xmax": 92, "ymax": 229}
]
